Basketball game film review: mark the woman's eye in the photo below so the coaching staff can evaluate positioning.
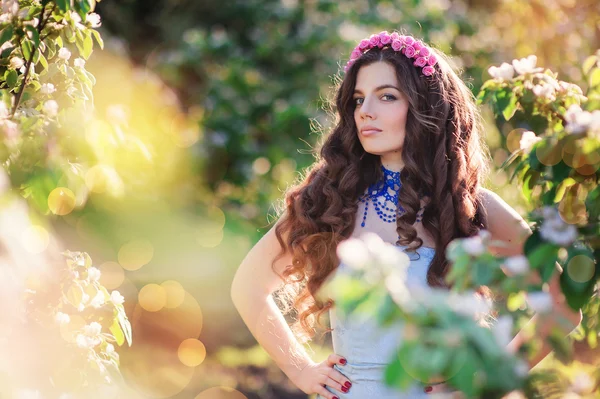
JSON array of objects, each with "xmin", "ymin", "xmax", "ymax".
[
  {"xmin": 354, "ymin": 98, "xmax": 364, "ymax": 106},
  {"xmin": 382, "ymin": 94, "xmax": 397, "ymax": 101}
]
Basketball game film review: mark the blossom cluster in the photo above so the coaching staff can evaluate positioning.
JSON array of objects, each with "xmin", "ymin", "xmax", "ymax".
[
  {"xmin": 487, "ymin": 55, "xmax": 544, "ymax": 80},
  {"xmin": 539, "ymin": 206, "xmax": 578, "ymax": 247},
  {"xmin": 344, "ymin": 31, "xmax": 439, "ymax": 76},
  {"xmin": 565, "ymin": 104, "xmax": 600, "ymax": 138}
]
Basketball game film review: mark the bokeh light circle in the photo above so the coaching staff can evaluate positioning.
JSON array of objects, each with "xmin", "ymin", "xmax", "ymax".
[
  {"xmin": 118, "ymin": 239, "xmax": 154, "ymax": 271},
  {"xmin": 20, "ymin": 225, "xmax": 50, "ymax": 254},
  {"xmin": 99, "ymin": 261, "xmax": 125, "ymax": 290},
  {"xmin": 161, "ymin": 280, "xmax": 186, "ymax": 308},
  {"xmin": 178, "ymin": 338, "xmax": 207, "ymax": 367},
  {"xmin": 48, "ymin": 187, "xmax": 76, "ymax": 215},
  {"xmin": 506, "ymin": 128, "xmax": 529, "ymax": 153},
  {"xmin": 567, "ymin": 255, "xmax": 595, "ymax": 283},
  {"xmin": 138, "ymin": 284, "xmax": 167, "ymax": 312},
  {"xmin": 195, "ymin": 387, "xmax": 247, "ymax": 399}
]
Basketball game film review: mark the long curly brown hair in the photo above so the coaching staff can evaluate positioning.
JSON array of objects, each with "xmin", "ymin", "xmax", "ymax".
[{"xmin": 271, "ymin": 35, "xmax": 490, "ymax": 343}]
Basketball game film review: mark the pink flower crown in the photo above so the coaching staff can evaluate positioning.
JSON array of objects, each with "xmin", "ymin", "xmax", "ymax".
[{"xmin": 344, "ymin": 31, "xmax": 438, "ymax": 76}]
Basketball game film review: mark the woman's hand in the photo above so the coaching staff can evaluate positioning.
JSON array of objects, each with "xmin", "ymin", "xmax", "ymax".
[{"xmin": 294, "ymin": 354, "xmax": 352, "ymax": 399}]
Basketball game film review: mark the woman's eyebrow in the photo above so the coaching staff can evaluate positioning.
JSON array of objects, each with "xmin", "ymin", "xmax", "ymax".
[{"xmin": 353, "ymin": 84, "xmax": 400, "ymax": 94}]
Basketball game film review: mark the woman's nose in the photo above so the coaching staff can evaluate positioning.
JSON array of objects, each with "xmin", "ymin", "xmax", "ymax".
[{"xmin": 359, "ymin": 97, "xmax": 375, "ymax": 119}]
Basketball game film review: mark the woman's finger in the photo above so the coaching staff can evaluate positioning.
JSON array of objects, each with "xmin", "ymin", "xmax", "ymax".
[
  {"xmin": 326, "ymin": 353, "xmax": 346, "ymax": 367},
  {"xmin": 315, "ymin": 384, "xmax": 340, "ymax": 399},
  {"xmin": 324, "ymin": 367, "xmax": 352, "ymax": 392},
  {"xmin": 323, "ymin": 375, "xmax": 349, "ymax": 394}
]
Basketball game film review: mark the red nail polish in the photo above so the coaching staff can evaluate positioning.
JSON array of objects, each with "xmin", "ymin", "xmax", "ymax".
[
  {"xmin": 333, "ymin": 397, "xmax": 339, "ymax": 399},
  {"xmin": 344, "ymin": 381, "xmax": 352, "ymax": 388},
  {"xmin": 340, "ymin": 358, "xmax": 347, "ymax": 365},
  {"xmin": 424, "ymin": 386, "xmax": 433, "ymax": 393},
  {"xmin": 341, "ymin": 386, "xmax": 348, "ymax": 393}
]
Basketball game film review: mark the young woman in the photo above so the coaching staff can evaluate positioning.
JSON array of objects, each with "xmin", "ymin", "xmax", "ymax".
[{"xmin": 231, "ymin": 30, "xmax": 581, "ymax": 399}]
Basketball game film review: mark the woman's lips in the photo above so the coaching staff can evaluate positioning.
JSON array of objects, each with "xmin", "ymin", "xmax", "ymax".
[{"xmin": 361, "ymin": 129, "xmax": 382, "ymax": 136}]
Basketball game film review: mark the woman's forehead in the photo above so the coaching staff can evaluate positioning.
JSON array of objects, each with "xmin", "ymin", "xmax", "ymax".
[{"xmin": 354, "ymin": 62, "xmax": 400, "ymax": 91}]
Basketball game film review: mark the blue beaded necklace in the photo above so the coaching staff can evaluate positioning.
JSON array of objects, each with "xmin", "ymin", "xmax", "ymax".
[{"xmin": 359, "ymin": 165, "xmax": 425, "ymax": 231}]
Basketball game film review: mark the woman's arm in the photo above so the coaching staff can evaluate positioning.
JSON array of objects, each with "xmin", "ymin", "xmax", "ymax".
[
  {"xmin": 479, "ymin": 188, "xmax": 583, "ymax": 369},
  {"xmin": 230, "ymin": 221, "xmax": 316, "ymax": 384}
]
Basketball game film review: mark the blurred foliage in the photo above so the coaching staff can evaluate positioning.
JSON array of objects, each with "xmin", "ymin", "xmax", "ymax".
[{"xmin": 95, "ymin": 0, "xmax": 600, "ymax": 227}]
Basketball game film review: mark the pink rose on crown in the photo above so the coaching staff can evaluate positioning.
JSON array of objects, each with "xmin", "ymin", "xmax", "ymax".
[
  {"xmin": 391, "ymin": 32, "xmax": 400, "ymax": 41},
  {"xmin": 413, "ymin": 41, "xmax": 424, "ymax": 51},
  {"xmin": 369, "ymin": 34, "xmax": 381, "ymax": 47},
  {"xmin": 379, "ymin": 32, "xmax": 392, "ymax": 46},
  {"xmin": 427, "ymin": 54, "xmax": 438, "ymax": 66},
  {"xmin": 423, "ymin": 65, "xmax": 435, "ymax": 76},
  {"xmin": 350, "ymin": 48, "xmax": 362, "ymax": 60},
  {"xmin": 391, "ymin": 39, "xmax": 403, "ymax": 51},
  {"xmin": 404, "ymin": 36, "xmax": 415, "ymax": 46},
  {"xmin": 414, "ymin": 57, "xmax": 428, "ymax": 67},
  {"xmin": 404, "ymin": 46, "xmax": 416, "ymax": 58},
  {"xmin": 359, "ymin": 39, "xmax": 370, "ymax": 50},
  {"xmin": 418, "ymin": 47, "xmax": 430, "ymax": 57}
]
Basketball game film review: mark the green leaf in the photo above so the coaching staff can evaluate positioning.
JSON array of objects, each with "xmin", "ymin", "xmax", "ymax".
[
  {"xmin": 585, "ymin": 186, "xmax": 600, "ymax": 221},
  {"xmin": 495, "ymin": 87, "xmax": 519, "ymax": 121},
  {"xmin": 589, "ymin": 68, "xmax": 600, "ymax": 88},
  {"xmin": 56, "ymin": 35, "xmax": 63, "ymax": 48},
  {"xmin": 82, "ymin": 32, "xmax": 93, "ymax": 59},
  {"xmin": 582, "ymin": 55, "xmax": 598, "ymax": 76},
  {"xmin": 6, "ymin": 69, "xmax": 17, "ymax": 88},
  {"xmin": 56, "ymin": 0, "xmax": 69, "ymax": 12},
  {"xmin": 91, "ymin": 30, "xmax": 104, "ymax": 50},
  {"xmin": 65, "ymin": 284, "xmax": 84, "ymax": 307},
  {"xmin": 117, "ymin": 306, "xmax": 132, "ymax": 346},
  {"xmin": 109, "ymin": 318, "xmax": 125, "ymax": 346},
  {"xmin": 25, "ymin": 25, "xmax": 40, "ymax": 47},
  {"xmin": 38, "ymin": 52, "xmax": 48, "ymax": 70},
  {"xmin": 0, "ymin": 26, "xmax": 14, "ymax": 45},
  {"xmin": 22, "ymin": 40, "xmax": 34, "ymax": 60},
  {"xmin": 528, "ymin": 243, "xmax": 559, "ymax": 270},
  {"xmin": 547, "ymin": 329, "xmax": 573, "ymax": 364}
]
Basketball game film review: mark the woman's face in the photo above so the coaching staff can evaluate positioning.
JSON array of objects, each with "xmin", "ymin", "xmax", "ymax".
[{"xmin": 353, "ymin": 61, "xmax": 409, "ymax": 167}]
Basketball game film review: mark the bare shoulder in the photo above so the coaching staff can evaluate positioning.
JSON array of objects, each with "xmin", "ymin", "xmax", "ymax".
[{"xmin": 478, "ymin": 187, "xmax": 532, "ymax": 256}]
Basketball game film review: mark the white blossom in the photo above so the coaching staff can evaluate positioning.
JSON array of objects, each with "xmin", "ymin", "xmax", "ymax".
[
  {"xmin": 40, "ymin": 83, "xmax": 55, "ymax": 95},
  {"xmin": 10, "ymin": 57, "xmax": 24, "ymax": 69},
  {"xmin": 0, "ymin": 118, "xmax": 19, "ymax": 140},
  {"xmin": 89, "ymin": 291, "xmax": 105, "ymax": 308},
  {"xmin": 462, "ymin": 236, "xmax": 485, "ymax": 257},
  {"xmin": 539, "ymin": 206, "xmax": 578, "ymax": 246},
  {"xmin": 1, "ymin": 0, "xmax": 18, "ymax": 16},
  {"xmin": 337, "ymin": 238, "xmax": 370, "ymax": 270},
  {"xmin": 77, "ymin": 303, "xmax": 85, "ymax": 312},
  {"xmin": 110, "ymin": 290, "xmax": 125, "ymax": 305},
  {"xmin": 488, "ymin": 62, "xmax": 515, "ymax": 80},
  {"xmin": 564, "ymin": 104, "xmax": 600, "ymax": 138},
  {"xmin": 532, "ymin": 84, "xmax": 556, "ymax": 101},
  {"xmin": 58, "ymin": 47, "xmax": 71, "ymax": 61},
  {"xmin": 74, "ymin": 57, "xmax": 86, "ymax": 68},
  {"xmin": 504, "ymin": 255, "xmax": 530, "ymax": 275},
  {"xmin": 75, "ymin": 333, "xmax": 101, "ymax": 348},
  {"xmin": 519, "ymin": 130, "xmax": 542, "ymax": 152},
  {"xmin": 88, "ymin": 266, "xmax": 101, "ymax": 281},
  {"xmin": 570, "ymin": 372, "xmax": 594, "ymax": 394},
  {"xmin": 81, "ymin": 292, "xmax": 90, "ymax": 304},
  {"xmin": 86, "ymin": 12, "xmax": 101, "ymax": 28},
  {"xmin": 42, "ymin": 100, "xmax": 58, "ymax": 117},
  {"xmin": 491, "ymin": 315, "xmax": 514, "ymax": 350},
  {"xmin": 106, "ymin": 343, "xmax": 115, "ymax": 354},
  {"xmin": 513, "ymin": 360, "xmax": 530, "ymax": 378},
  {"xmin": 512, "ymin": 55, "xmax": 543, "ymax": 75},
  {"xmin": 526, "ymin": 291, "xmax": 553, "ymax": 313},
  {"xmin": 83, "ymin": 321, "xmax": 102, "ymax": 336},
  {"xmin": 55, "ymin": 311, "xmax": 70, "ymax": 324}
]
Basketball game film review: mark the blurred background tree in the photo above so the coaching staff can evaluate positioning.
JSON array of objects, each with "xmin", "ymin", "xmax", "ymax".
[{"xmin": 2, "ymin": 0, "xmax": 599, "ymax": 397}]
